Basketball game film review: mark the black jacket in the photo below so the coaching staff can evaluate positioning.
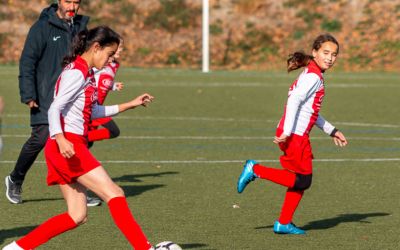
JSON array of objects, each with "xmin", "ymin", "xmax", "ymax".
[{"xmin": 18, "ymin": 4, "xmax": 89, "ymax": 126}]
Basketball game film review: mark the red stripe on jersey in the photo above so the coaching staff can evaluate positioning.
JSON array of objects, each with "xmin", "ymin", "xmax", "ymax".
[
  {"xmin": 304, "ymin": 61, "xmax": 324, "ymax": 134},
  {"xmin": 82, "ymin": 74, "xmax": 97, "ymax": 136},
  {"xmin": 277, "ymin": 60, "xmax": 325, "ymax": 136}
]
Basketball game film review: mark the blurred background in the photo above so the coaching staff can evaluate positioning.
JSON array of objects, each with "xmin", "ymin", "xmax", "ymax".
[{"xmin": 1, "ymin": 0, "xmax": 399, "ymax": 71}]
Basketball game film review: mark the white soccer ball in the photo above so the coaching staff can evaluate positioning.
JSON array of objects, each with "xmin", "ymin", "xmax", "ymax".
[{"xmin": 155, "ymin": 241, "xmax": 182, "ymax": 250}]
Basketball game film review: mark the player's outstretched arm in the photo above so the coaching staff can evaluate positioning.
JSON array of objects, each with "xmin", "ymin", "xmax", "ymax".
[{"xmin": 118, "ymin": 93, "xmax": 154, "ymax": 113}]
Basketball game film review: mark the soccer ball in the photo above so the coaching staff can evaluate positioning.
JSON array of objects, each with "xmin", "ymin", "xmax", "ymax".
[{"xmin": 155, "ymin": 241, "xmax": 182, "ymax": 250}]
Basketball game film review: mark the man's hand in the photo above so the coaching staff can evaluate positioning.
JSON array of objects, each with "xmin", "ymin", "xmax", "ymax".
[{"xmin": 27, "ymin": 100, "xmax": 39, "ymax": 108}]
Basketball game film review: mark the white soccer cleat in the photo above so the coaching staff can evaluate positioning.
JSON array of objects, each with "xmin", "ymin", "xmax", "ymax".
[{"xmin": 155, "ymin": 241, "xmax": 182, "ymax": 250}]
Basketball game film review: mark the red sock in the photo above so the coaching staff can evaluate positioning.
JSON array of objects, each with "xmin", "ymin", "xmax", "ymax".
[
  {"xmin": 17, "ymin": 212, "xmax": 77, "ymax": 249},
  {"xmin": 253, "ymin": 164, "xmax": 296, "ymax": 187},
  {"xmin": 88, "ymin": 128, "xmax": 110, "ymax": 142},
  {"xmin": 108, "ymin": 197, "xmax": 151, "ymax": 250},
  {"xmin": 278, "ymin": 188, "xmax": 304, "ymax": 224}
]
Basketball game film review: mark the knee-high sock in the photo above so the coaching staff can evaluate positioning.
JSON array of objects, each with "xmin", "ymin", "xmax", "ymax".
[
  {"xmin": 88, "ymin": 128, "xmax": 110, "ymax": 142},
  {"xmin": 253, "ymin": 164, "xmax": 296, "ymax": 188},
  {"xmin": 16, "ymin": 212, "xmax": 77, "ymax": 249},
  {"xmin": 108, "ymin": 197, "xmax": 151, "ymax": 250},
  {"xmin": 279, "ymin": 188, "xmax": 304, "ymax": 224}
]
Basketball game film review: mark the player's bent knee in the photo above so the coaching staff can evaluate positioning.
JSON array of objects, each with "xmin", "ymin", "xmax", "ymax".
[
  {"xmin": 293, "ymin": 173, "xmax": 312, "ymax": 190},
  {"xmin": 109, "ymin": 127, "xmax": 120, "ymax": 138},
  {"xmin": 113, "ymin": 185, "xmax": 125, "ymax": 197},
  {"xmin": 104, "ymin": 184, "xmax": 125, "ymax": 202}
]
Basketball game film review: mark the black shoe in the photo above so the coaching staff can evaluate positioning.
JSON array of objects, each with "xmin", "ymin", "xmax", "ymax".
[{"xmin": 5, "ymin": 176, "xmax": 22, "ymax": 204}]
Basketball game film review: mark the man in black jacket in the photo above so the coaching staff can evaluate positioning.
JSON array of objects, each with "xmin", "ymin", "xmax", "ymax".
[{"xmin": 5, "ymin": 0, "xmax": 99, "ymax": 206}]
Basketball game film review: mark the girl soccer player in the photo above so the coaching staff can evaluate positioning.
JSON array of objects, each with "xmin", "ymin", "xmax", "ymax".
[
  {"xmin": 237, "ymin": 34, "xmax": 348, "ymax": 235},
  {"xmin": 87, "ymin": 38, "xmax": 124, "ymax": 148},
  {"xmin": 3, "ymin": 26, "xmax": 155, "ymax": 250}
]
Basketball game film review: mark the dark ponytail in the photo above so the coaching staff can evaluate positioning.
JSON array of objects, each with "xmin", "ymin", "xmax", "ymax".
[
  {"xmin": 62, "ymin": 30, "xmax": 88, "ymax": 67},
  {"xmin": 287, "ymin": 51, "xmax": 313, "ymax": 72},
  {"xmin": 62, "ymin": 26, "xmax": 121, "ymax": 67},
  {"xmin": 287, "ymin": 33, "xmax": 339, "ymax": 72}
]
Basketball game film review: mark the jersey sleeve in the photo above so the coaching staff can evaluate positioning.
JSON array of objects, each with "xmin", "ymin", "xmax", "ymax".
[
  {"xmin": 91, "ymin": 104, "xmax": 119, "ymax": 119},
  {"xmin": 315, "ymin": 114, "xmax": 335, "ymax": 135},
  {"xmin": 283, "ymin": 73, "xmax": 321, "ymax": 136},
  {"xmin": 48, "ymin": 70, "xmax": 85, "ymax": 138}
]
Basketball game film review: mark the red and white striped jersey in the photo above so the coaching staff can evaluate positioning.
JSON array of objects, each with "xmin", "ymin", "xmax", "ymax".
[
  {"xmin": 93, "ymin": 61, "xmax": 120, "ymax": 105},
  {"xmin": 277, "ymin": 60, "xmax": 335, "ymax": 136},
  {"xmin": 48, "ymin": 56, "xmax": 119, "ymax": 138}
]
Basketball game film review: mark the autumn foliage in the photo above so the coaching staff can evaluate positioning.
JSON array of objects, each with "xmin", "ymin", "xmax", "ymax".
[{"xmin": 0, "ymin": 0, "xmax": 399, "ymax": 71}]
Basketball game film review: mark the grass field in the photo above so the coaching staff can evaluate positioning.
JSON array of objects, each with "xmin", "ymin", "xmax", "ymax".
[{"xmin": 0, "ymin": 66, "xmax": 399, "ymax": 250}]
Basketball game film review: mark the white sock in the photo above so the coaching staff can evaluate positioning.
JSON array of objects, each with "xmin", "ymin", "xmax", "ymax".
[{"xmin": 2, "ymin": 241, "xmax": 24, "ymax": 250}]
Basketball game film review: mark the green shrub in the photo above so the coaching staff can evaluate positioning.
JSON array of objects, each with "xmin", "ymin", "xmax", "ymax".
[
  {"xmin": 136, "ymin": 47, "xmax": 152, "ymax": 56},
  {"xmin": 321, "ymin": 19, "xmax": 342, "ymax": 32},
  {"xmin": 210, "ymin": 24, "xmax": 223, "ymax": 35},
  {"xmin": 293, "ymin": 30, "xmax": 305, "ymax": 40},
  {"xmin": 166, "ymin": 52, "xmax": 180, "ymax": 65},
  {"xmin": 145, "ymin": 0, "xmax": 200, "ymax": 33},
  {"xmin": 296, "ymin": 10, "xmax": 323, "ymax": 27}
]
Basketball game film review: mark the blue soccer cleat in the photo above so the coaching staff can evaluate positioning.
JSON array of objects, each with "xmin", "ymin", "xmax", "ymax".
[
  {"xmin": 273, "ymin": 221, "xmax": 306, "ymax": 235},
  {"xmin": 237, "ymin": 160, "xmax": 258, "ymax": 193}
]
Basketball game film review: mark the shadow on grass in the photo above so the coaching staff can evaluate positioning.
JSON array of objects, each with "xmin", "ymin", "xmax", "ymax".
[
  {"xmin": 255, "ymin": 212, "xmax": 390, "ymax": 231},
  {"xmin": 301, "ymin": 212, "xmax": 391, "ymax": 230},
  {"xmin": 22, "ymin": 197, "xmax": 63, "ymax": 203},
  {"xmin": 113, "ymin": 171, "xmax": 179, "ymax": 183},
  {"xmin": 179, "ymin": 243, "xmax": 210, "ymax": 249},
  {"xmin": 0, "ymin": 226, "xmax": 36, "ymax": 245},
  {"xmin": 121, "ymin": 184, "xmax": 165, "ymax": 197}
]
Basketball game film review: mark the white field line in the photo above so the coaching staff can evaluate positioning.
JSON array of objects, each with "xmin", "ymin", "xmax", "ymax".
[
  {"xmin": 125, "ymin": 82, "xmax": 399, "ymax": 88},
  {"xmin": 3, "ymin": 114, "xmax": 400, "ymax": 128},
  {"xmin": 1, "ymin": 158, "xmax": 400, "ymax": 165},
  {"xmin": 2, "ymin": 134, "xmax": 400, "ymax": 141},
  {"xmin": 1, "ymin": 80, "xmax": 399, "ymax": 87}
]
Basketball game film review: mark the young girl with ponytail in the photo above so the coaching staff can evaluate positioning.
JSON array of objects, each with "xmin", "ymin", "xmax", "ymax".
[
  {"xmin": 3, "ymin": 26, "xmax": 155, "ymax": 250},
  {"xmin": 237, "ymin": 34, "xmax": 348, "ymax": 235}
]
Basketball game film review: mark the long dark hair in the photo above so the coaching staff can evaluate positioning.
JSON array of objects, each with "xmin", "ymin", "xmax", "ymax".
[
  {"xmin": 287, "ymin": 33, "xmax": 339, "ymax": 72},
  {"xmin": 62, "ymin": 26, "xmax": 121, "ymax": 67}
]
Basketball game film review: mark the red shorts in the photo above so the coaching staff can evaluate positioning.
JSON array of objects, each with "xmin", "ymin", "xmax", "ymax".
[
  {"xmin": 89, "ymin": 117, "xmax": 113, "ymax": 130},
  {"xmin": 44, "ymin": 132, "xmax": 101, "ymax": 185},
  {"xmin": 276, "ymin": 130, "xmax": 314, "ymax": 175}
]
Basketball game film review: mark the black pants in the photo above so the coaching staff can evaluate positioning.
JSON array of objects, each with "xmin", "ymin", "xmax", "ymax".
[{"xmin": 10, "ymin": 124, "xmax": 49, "ymax": 185}]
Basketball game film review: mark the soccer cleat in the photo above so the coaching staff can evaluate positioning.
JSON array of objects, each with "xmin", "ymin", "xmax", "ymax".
[
  {"xmin": 5, "ymin": 176, "xmax": 22, "ymax": 204},
  {"xmin": 273, "ymin": 221, "xmax": 306, "ymax": 235},
  {"xmin": 2, "ymin": 241, "xmax": 24, "ymax": 250},
  {"xmin": 86, "ymin": 195, "xmax": 102, "ymax": 207},
  {"xmin": 237, "ymin": 160, "xmax": 258, "ymax": 193}
]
